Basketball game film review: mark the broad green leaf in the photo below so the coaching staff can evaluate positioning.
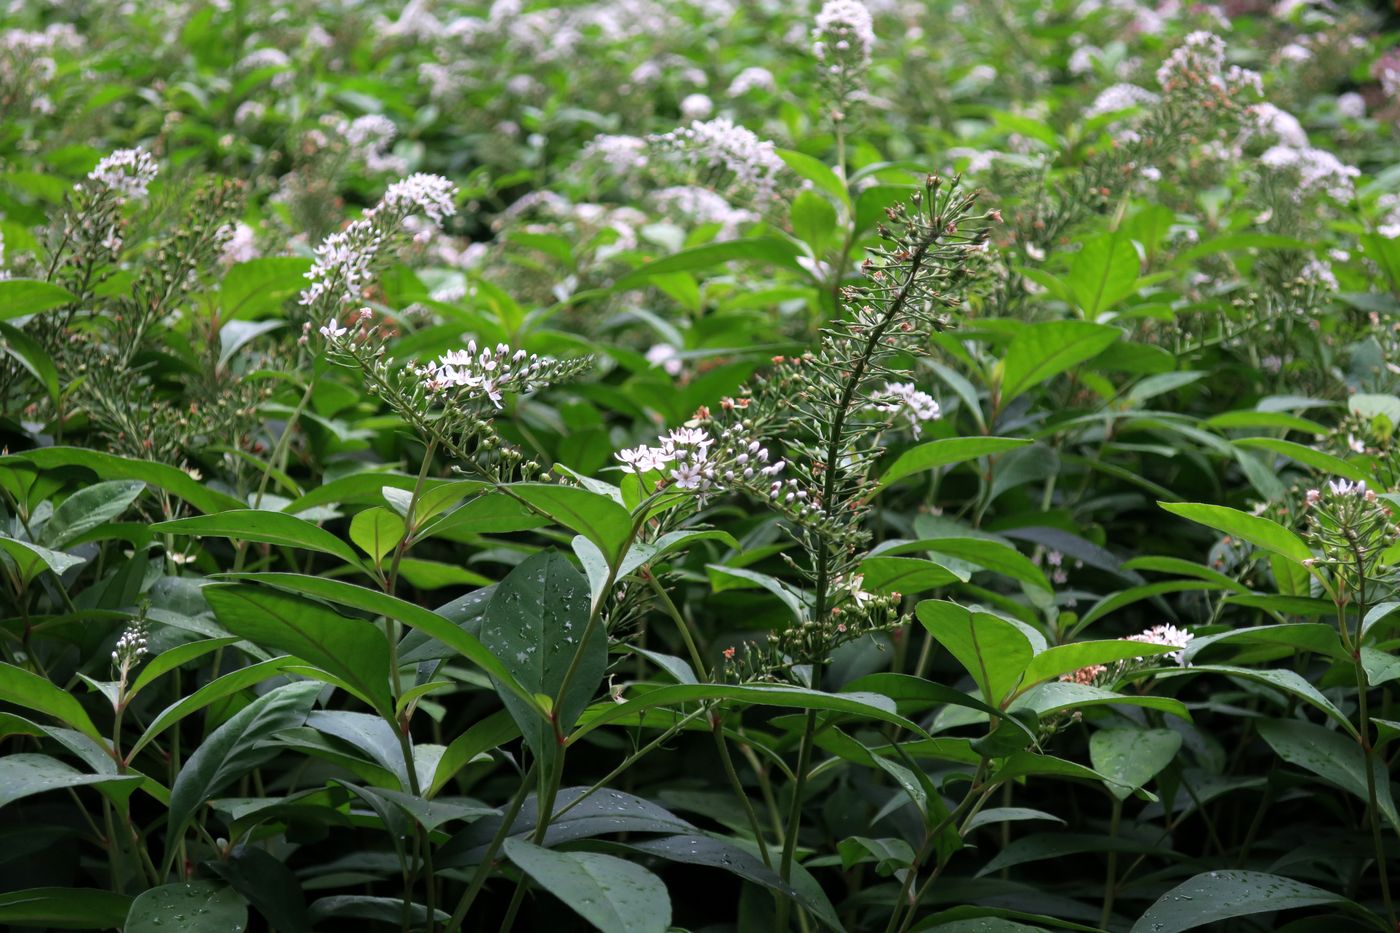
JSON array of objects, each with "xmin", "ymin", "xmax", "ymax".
[
  {"xmin": 217, "ymin": 574, "xmax": 539, "ymax": 712},
  {"xmin": 203, "ymin": 845, "xmax": 311, "ymax": 933},
  {"xmin": 128, "ymin": 637, "xmax": 241, "ymax": 697},
  {"xmin": 509, "ymin": 483, "xmax": 634, "ymax": 563},
  {"xmin": 1203, "ymin": 410, "xmax": 1330, "ymax": 434},
  {"xmin": 0, "ymin": 278, "xmax": 75, "ymax": 320},
  {"xmin": 0, "ymin": 662, "xmax": 102, "ymax": 741},
  {"xmin": 204, "ymin": 584, "xmax": 393, "ymax": 718},
  {"xmin": 480, "ymin": 551, "xmax": 600, "ymax": 763},
  {"xmin": 916, "ymin": 600, "xmax": 1032, "ymax": 706},
  {"xmin": 166, "ymin": 682, "xmax": 321, "ymax": 867},
  {"xmin": 0, "ymin": 448, "xmax": 243, "ymax": 514},
  {"xmin": 41, "ymin": 480, "xmax": 145, "ymax": 548},
  {"xmin": 126, "ymin": 881, "xmax": 247, "ymax": 933},
  {"xmin": 0, "ymin": 535, "xmax": 84, "ymax": 584},
  {"xmin": 0, "ymin": 321, "xmax": 61, "ymax": 404},
  {"xmin": 1159, "ymin": 665, "xmax": 1353, "ymax": 734},
  {"xmin": 220, "ymin": 256, "xmax": 311, "ymax": 319},
  {"xmin": 1159, "ymin": 501, "xmax": 1312, "ymax": 564},
  {"xmin": 1257, "ymin": 718, "xmax": 1398, "ymax": 829},
  {"xmin": 1010, "ymin": 682, "xmax": 1191, "ymax": 721},
  {"xmin": 0, "ymin": 887, "xmax": 131, "ymax": 929},
  {"xmin": 1065, "ymin": 233, "xmax": 1139, "ymax": 315},
  {"xmin": 1130, "ymin": 870, "xmax": 1367, "ymax": 933},
  {"xmin": 1233, "ymin": 437, "xmax": 1371, "ymax": 483},
  {"xmin": 349, "ymin": 507, "xmax": 405, "ymax": 564},
  {"xmin": 153, "ymin": 510, "xmax": 364, "ymax": 569},
  {"xmin": 131, "ymin": 658, "xmax": 296, "ymax": 756},
  {"xmin": 612, "ymin": 238, "xmax": 802, "ymax": 290},
  {"xmin": 1089, "ymin": 728, "xmax": 1182, "ymax": 800},
  {"xmin": 430, "ymin": 709, "xmax": 521, "ymax": 797},
  {"xmin": 503, "ymin": 838, "xmax": 670, "ymax": 933},
  {"xmin": 858, "ymin": 556, "xmax": 964, "ymax": 594},
  {"xmin": 573, "ymin": 683, "xmax": 921, "ymax": 741},
  {"xmin": 790, "ymin": 189, "xmax": 839, "ymax": 252},
  {"xmin": 777, "ymin": 148, "xmax": 850, "ymax": 211},
  {"xmin": 418, "ymin": 493, "xmax": 550, "ymax": 540},
  {"xmin": 1020, "ymin": 640, "xmax": 1178, "ymax": 689},
  {"xmin": 879, "ymin": 437, "xmax": 1030, "ymax": 488},
  {"xmin": 997, "ymin": 321, "xmax": 1120, "ymax": 405},
  {"xmin": 0, "ymin": 754, "xmax": 141, "ymax": 809}
]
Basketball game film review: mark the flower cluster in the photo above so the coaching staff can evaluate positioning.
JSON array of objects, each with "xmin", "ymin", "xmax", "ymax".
[
  {"xmin": 302, "ymin": 173, "xmax": 458, "ymax": 312},
  {"xmin": 616, "ymin": 425, "xmax": 788, "ymax": 499},
  {"xmin": 418, "ymin": 340, "xmax": 562, "ymax": 408},
  {"xmin": 650, "ymin": 186, "xmax": 757, "ymax": 239},
  {"xmin": 1155, "ymin": 31, "xmax": 1260, "ymax": 97},
  {"xmin": 1127, "ymin": 623, "xmax": 1194, "ymax": 665},
  {"xmin": 86, "ymin": 147, "xmax": 159, "ymax": 202},
  {"xmin": 1258, "ymin": 143, "xmax": 1359, "ymax": 203},
  {"xmin": 112, "ymin": 620, "xmax": 148, "ymax": 670},
  {"xmin": 648, "ymin": 117, "xmax": 785, "ymax": 204},
  {"xmin": 1085, "ymin": 83, "xmax": 1159, "ymax": 120},
  {"xmin": 875, "ymin": 382, "xmax": 941, "ymax": 436},
  {"xmin": 345, "ymin": 114, "xmax": 408, "ymax": 175},
  {"xmin": 1060, "ymin": 623, "xmax": 1194, "ymax": 687},
  {"xmin": 812, "ymin": 0, "xmax": 875, "ymax": 68}
]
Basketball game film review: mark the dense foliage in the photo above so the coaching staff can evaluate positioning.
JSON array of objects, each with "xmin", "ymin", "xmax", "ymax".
[{"xmin": 3, "ymin": 1, "xmax": 1400, "ymax": 931}]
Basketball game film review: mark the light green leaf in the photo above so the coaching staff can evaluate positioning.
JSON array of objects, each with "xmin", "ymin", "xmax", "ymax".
[
  {"xmin": 1089, "ymin": 728, "xmax": 1182, "ymax": 800},
  {"xmin": 997, "ymin": 321, "xmax": 1120, "ymax": 404},
  {"xmin": 153, "ymin": 510, "xmax": 363, "ymax": 568},
  {"xmin": 1233, "ymin": 437, "xmax": 1372, "ymax": 483},
  {"xmin": 509, "ymin": 483, "xmax": 634, "ymax": 564},
  {"xmin": 916, "ymin": 600, "xmax": 1032, "ymax": 706},
  {"xmin": 0, "ymin": 754, "xmax": 141, "ymax": 809},
  {"xmin": 0, "ymin": 887, "xmax": 132, "ymax": 930},
  {"xmin": 0, "ymin": 279, "xmax": 76, "ymax": 320},
  {"xmin": 42, "ymin": 480, "xmax": 145, "ymax": 548},
  {"xmin": 879, "ymin": 437, "xmax": 1030, "ymax": 488},
  {"xmin": 0, "ymin": 662, "xmax": 102, "ymax": 741},
  {"xmin": 349, "ymin": 507, "xmax": 405, "ymax": 564},
  {"xmin": 1159, "ymin": 501, "xmax": 1312, "ymax": 564},
  {"xmin": 0, "ymin": 535, "xmax": 84, "ymax": 584}
]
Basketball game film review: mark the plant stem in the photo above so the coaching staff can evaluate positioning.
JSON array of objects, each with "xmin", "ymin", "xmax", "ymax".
[
  {"xmin": 774, "ymin": 709, "xmax": 818, "ymax": 930},
  {"xmin": 1100, "ymin": 796, "xmax": 1123, "ymax": 929},
  {"xmin": 444, "ymin": 762, "xmax": 538, "ymax": 932},
  {"xmin": 714, "ymin": 717, "xmax": 774, "ymax": 868}
]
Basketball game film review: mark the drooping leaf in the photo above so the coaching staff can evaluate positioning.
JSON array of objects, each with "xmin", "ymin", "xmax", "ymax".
[
  {"xmin": 1130, "ymin": 871, "xmax": 1366, "ymax": 933},
  {"xmin": 879, "ymin": 437, "xmax": 1031, "ymax": 488},
  {"xmin": 916, "ymin": 600, "xmax": 1032, "ymax": 706},
  {"xmin": 997, "ymin": 321, "xmax": 1121, "ymax": 404},
  {"xmin": 1088, "ymin": 728, "xmax": 1182, "ymax": 800},
  {"xmin": 1158, "ymin": 502, "xmax": 1312, "ymax": 564},
  {"xmin": 480, "ymin": 550, "xmax": 601, "ymax": 763},
  {"xmin": 125, "ymin": 881, "xmax": 247, "ymax": 933},
  {"xmin": 503, "ymin": 838, "xmax": 671, "ymax": 933}
]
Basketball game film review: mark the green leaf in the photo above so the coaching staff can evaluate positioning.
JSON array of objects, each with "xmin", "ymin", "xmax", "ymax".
[
  {"xmin": 349, "ymin": 507, "xmax": 405, "ymax": 564},
  {"xmin": 503, "ymin": 838, "xmax": 670, "ymax": 933},
  {"xmin": 509, "ymin": 483, "xmax": 634, "ymax": 564},
  {"xmin": 879, "ymin": 437, "xmax": 1030, "ymax": 488},
  {"xmin": 0, "ymin": 888, "xmax": 132, "ymax": 930},
  {"xmin": 1233, "ymin": 437, "xmax": 1372, "ymax": 483},
  {"xmin": 205, "ymin": 583, "xmax": 393, "ymax": 716},
  {"xmin": 126, "ymin": 881, "xmax": 247, "ymax": 933},
  {"xmin": 1065, "ymin": 233, "xmax": 1140, "ymax": 315},
  {"xmin": 219, "ymin": 573, "xmax": 539, "ymax": 712},
  {"xmin": 790, "ymin": 189, "xmax": 839, "ymax": 252},
  {"xmin": 1160, "ymin": 666, "xmax": 1354, "ymax": 734},
  {"xmin": 1089, "ymin": 728, "xmax": 1182, "ymax": 800},
  {"xmin": 128, "ymin": 637, "xmax": 242, "ymax": 698},
  {"xmin": 131, "ymin": 658, "xmax": 296, "ymax": 757},
  {"xmin": 429, "ymin": 709, "xmax": 520, "ymax": 797},
  {"xmin": 915, "ymin": 600, "xmax": 1032, "ymax": 706},
  {"xmin": 1257, "ymin": 718, "xmax": 1399, "ymax": 829},
  {"xmin": 0, "ymin": 754, "xmax": 141, "ymax": 809},
  {"xmin": 153, "ymin": 510, "xmax": 364, "ymax": 569},
  {"xmin": 0, "ymin": 535, "xmax": 84, "ymax": 584},
  {"xmin": 858, "ymin": 556, "xmax": 963, "ymax": 594},
  {"xmin": 220, "ymin": 257, "xmax": 311, "ymax": 319},
  {"xmin": 480, "ymin": 551, "xmax": 600, "ymax": 764},
  {"xmin": 1158, "ymin": 501, "xmax": 1312, "ymax": 564},
  {"xmin": 1020, "ymin": 640, "xmax": 1179, "ymax": 688},
  {"xmin": 0, "ymin": 320, "xmax": 61, "ymax": 404},
  {"xmin": 1130, "ymin": 871, "xmax": 1367, "ymax": 933},
  {"xmin": 879, "ymin": 537, "xmax": 1051, "ymax": 591},
  {"xmin": 997, "ymin": 321, "xmax": 1120, "ymax": 405},
  {"xmin": 573, "ymin": 683, "xmax": 921, "ymax": 740},
  {"xmin": 0, "ymin": 279, "xmax": 75, "ymax": 320},
  {"xmin": 0, "ymin": 448, "xmax": 243, "ymax": 514},
  {"xmin": 612, "ymin": 238, "xmax": 802, "ymax": 290},
  {"xmin": 0, "ymin": 662, "xmax": 102, "ymax": 741},
  {"xmin": 166, "ymin": 681, "xmax": 321, "ymax": 865},
  {"xmin": 776, "ymin": 149, "xmax": 850, "ymax": 212},
  {"xmin": 42, "ymin": 480, "xmax": 145, "ymax": 548}
]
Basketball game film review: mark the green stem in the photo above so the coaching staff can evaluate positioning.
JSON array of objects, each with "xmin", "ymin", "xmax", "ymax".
[
  {"xmin": 774, "ymin": 709, "xmax": 818, "ymax": 930},
  {"xmin": 714, "ymin": 718, "xmax": 774, "ymax": 868},
  {"xmin": 445, "ymin": 762, "xmax": 538, "ymax": 933},
  {"xmin": 1100, "ymin": 796, "xmax": 1123, "ymax": 929}
]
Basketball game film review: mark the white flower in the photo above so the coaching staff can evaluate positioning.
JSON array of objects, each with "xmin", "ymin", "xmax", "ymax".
[
  {"xmin": 650, "ymin": 117, "xmax": 785, "ymax": 203},
  {"xmin": 645, "ymin": 343, "xmax": 684, "ymax": 376},
  {"xmin": 1085, "ymin": 83, "xmax": 1159, "ymax": 120},
  {"xmin": 1245, "ymin": 103, "xmax": 1308, "ymax": 149},
  {"xmin": 381, "ymin": 173, "xmax": 457, "ymax": 226},
  {"xmin": 219, "ymin": 222, "xmax": 258, "ymax": 264},
  {"xmin": 1259, "ymin": 145, "xmax": 1359, "ymax": 202},
  {"xmin": 1337, "ymin": 92, "xmax": 1366, "ymax": 119},
  {"xmin": 812, "ymin": 0, "xmax": 875, "ymax": 66},
  {"xmin": 680, "ymin": 93, "xmax": 713, "ymax": 120},
  {"xmin": 87, "ymin": 147, "xmax": 159, "ymax": 201},
  {"xmin": 319, "ymin": 319, "xmax": 349, "ymax": 339},
  {"xmin": 877, "ymin": 382, "xmax": 941, "ymax": 436},
  {"xmin": 1128, "ymin": 623, "xmax": 1193, "ymax": 665},
  {"xmin": 727, "ymin": 66, "xmax": 775, "ymax": 96}
]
